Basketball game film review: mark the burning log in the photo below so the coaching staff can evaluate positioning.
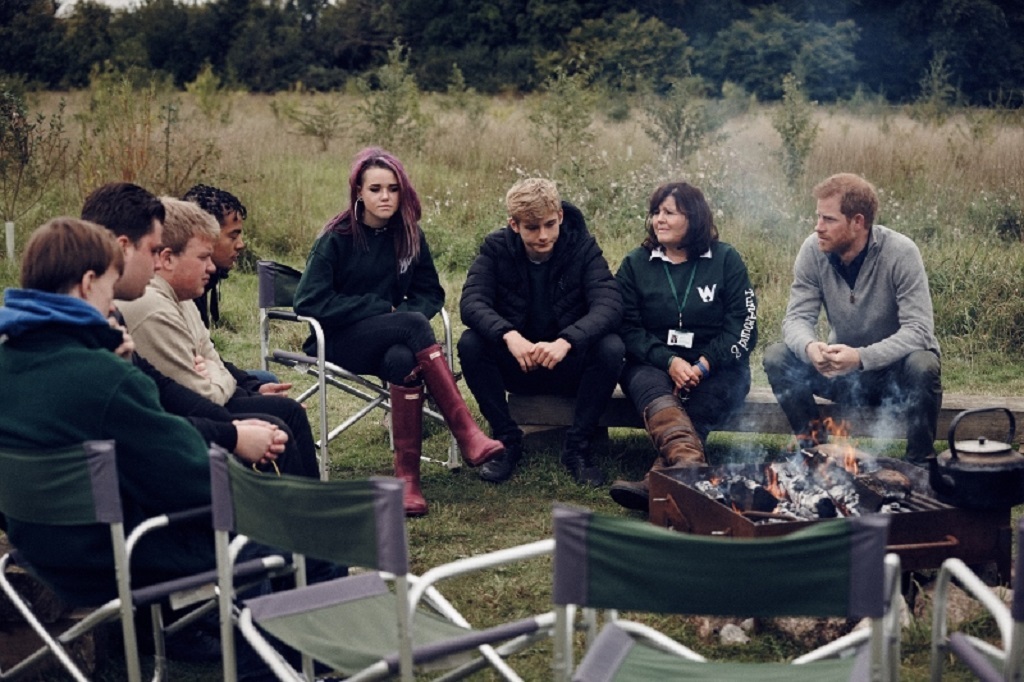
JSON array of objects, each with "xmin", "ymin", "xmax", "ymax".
[
  {"xmin": 856, "ymin": 468, "xmax": 913, "ymax": 504},
  {"xmin": 687, "ymin": 441, "xmax": 918, "ymax": 523}
]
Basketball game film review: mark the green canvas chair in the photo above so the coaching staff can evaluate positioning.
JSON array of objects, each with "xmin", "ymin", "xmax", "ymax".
[
  {"xmin": 257, "ymin": 259, "xmax": 459, "ymax": 479},
  {"xmin": 551, "ymin": 505, "xmax": 902, "ymax": 682},
  {"xmin": 929, "ymin": 515, "xmax": 1024, "ymax": 681},
  {"xmin": 0, "ymin": 440, "xmax": 283, "ymax": 682},
  {"xmin": 209, "ymin": 445, "xmax": 555, "ymax": 682}
]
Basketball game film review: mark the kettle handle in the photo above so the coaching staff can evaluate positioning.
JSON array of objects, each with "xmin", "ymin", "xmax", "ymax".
[{"xmin": 947, "ymin": 407, "xmax": 1016, "ymax": 461}]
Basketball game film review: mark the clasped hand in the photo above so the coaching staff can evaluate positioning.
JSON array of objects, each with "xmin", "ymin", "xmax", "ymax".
[
  {"xmin": 505, "ymin": 331, "xmax": 571, "ymax": 372},
  {"xmin": 668, "ymin": 356, "xmax": 706, "ymax": 393},
  {"xmin": 807, "ymin": 341, "xmax": 860, "ymax": 378}
]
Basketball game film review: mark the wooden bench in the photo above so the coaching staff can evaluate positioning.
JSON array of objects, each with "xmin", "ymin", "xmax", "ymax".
[{"xmin": 508, "ymin": 386, "xmax": 1024, "ymax": 443}]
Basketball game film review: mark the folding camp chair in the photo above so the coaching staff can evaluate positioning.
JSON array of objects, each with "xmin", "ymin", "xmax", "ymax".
[
  {"xmin": 209, "ymin": 445, "xmax": 555, "ymax": 682},
  {"xmin": 0, "ymin": 440, "xmax": 285, "ymax": 682},
  {"xmin": 257, "ymin": 259, "xmax": 459, "ymax": 479},
  {"xmin": 929, "ymin": 516, "xmax": 1024, "ymax": 681},
  {"xmin": 551, "ymin": 505, "xmax": 902, "ymax": 682}
]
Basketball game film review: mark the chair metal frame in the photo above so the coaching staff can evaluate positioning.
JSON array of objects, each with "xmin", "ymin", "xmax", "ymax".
[
  {"xmin": 210, "ymin": 445, "xmax": 554, "ymax": 682},
  {"xmin": 0, "ymin": 440, "xmax": 284, "ymax": 682},
  {"xmin": 929, "ymin": 516, "xmax": 1024, "ymax": 681},
  {"xmin": 257, "ymin": 259, "xmax": 459, "ymax": 480},
  {"xmin": 551, "ymin": 504, "xmax": 902, "ymax": 682}
]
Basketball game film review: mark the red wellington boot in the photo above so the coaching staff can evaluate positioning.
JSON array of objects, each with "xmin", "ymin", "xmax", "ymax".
[
  {"xmin": 414, "ymin": 344, "xmax": 504, "ymax": 467},
  {"xmin": 390, "ymin": 384, "xmax": 428, "ymax": 517}
]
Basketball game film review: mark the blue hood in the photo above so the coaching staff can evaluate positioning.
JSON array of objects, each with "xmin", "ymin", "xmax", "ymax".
[{"xmin": 0, "ymin": 288, "xmax": 110, "ymax": 338}]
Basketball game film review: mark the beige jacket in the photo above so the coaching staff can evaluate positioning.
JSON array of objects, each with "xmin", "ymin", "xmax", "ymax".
[{"xmin": 118, "ymin": 276, "xmax": 237, "ymax": 405}]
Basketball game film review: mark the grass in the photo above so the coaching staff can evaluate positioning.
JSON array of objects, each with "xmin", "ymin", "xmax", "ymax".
[{"xmin": 3, "ymin": 91, "xmax": 1023, "ymax": 679}]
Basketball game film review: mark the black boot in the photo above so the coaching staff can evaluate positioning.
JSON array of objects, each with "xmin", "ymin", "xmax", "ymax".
[
  {"xmin": 478, "ymin": 441, "xmax": 523, "ymax": 483},
  {"xmin": 608, "ymin": 479, "xmax": 651, "ymax": 511},
  {"xmin": 561, "ymin": 439, "xmax": 605, "ymax": 487}
]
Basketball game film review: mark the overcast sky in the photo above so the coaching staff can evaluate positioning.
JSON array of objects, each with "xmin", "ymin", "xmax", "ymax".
[{"xmin": 57, "ymin": 0, "xmax": 172, "ymax": 14}]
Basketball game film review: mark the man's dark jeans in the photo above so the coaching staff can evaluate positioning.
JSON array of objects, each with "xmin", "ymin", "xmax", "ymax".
[{"xmin": 762, "ymin": 341, "xmax": 942, "ymax": 460}]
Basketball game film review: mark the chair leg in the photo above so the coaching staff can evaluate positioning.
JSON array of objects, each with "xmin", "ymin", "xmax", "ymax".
[
  {"xmin": 391, "ymin": 384, "xmax": 428, "ymax": 517},
  {"xmin": 414, "ymin": 344, "xmax": 504, "ymax": 467}
]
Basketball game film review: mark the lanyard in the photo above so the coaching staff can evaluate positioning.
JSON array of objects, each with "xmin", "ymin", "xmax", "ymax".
[{"xmin": 662, "ymin": 260, "xmax": 697, "ymax": 330}]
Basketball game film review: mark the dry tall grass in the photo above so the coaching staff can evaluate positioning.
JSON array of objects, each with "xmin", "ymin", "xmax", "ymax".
[{"xmin": 5, "ymin": 91, "xmax": 1024, "ymax": 394}]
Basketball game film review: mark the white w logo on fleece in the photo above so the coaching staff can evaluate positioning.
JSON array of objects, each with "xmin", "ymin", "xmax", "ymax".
[{"xmin": 697, "ymin": 284, "xmax": 716, "ymax": 303}]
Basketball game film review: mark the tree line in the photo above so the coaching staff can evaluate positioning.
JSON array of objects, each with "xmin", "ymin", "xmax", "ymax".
[{"xmin": 3, "ymin": 0, "xmax": 1024, "ymax": 104}]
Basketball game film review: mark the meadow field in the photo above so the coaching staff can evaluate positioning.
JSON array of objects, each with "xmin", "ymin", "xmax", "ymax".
[{"xmin": 3, "ymin": 90, "xmax": 1024, "ymax": 680}]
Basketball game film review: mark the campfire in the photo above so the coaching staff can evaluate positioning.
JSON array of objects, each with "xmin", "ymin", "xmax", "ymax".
[
  {"xmin": 648, "ymin": 417, "xmax": 1014, "ymax": 580},
  {"xmin": 692, "ymin": 419, "xmax": 913, "ymax": 522}
]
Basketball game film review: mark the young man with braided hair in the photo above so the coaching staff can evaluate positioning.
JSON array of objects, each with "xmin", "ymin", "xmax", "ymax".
[{"xmin": 182, "ymin": 183, "xmax": 247, "ymax": 328}]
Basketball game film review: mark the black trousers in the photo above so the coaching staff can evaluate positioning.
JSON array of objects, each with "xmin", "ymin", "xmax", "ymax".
[
  {"xmin": 321, "ymin": 311, "xmax": 437, "ymax": 386},
  {"xmin": 225, "ymin": 394, "xmax": 320, "ymax": 478},
  {"xmin": 619, "ymin": 360, "xmax": 751, "ymax": 444},
  {"xmin": 457, "ymin": 329, "xmax": 624, "ymax": 445}
]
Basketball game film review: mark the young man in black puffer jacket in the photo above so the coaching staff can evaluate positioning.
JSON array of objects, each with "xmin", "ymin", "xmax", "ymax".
[{"xmin": 458, "ymin": 178, "xmax": 624, "ymax": 485}]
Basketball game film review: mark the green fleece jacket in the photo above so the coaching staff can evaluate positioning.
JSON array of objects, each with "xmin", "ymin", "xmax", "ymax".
[
  {"xmin": 616, "ymin": 241, "xmax": 758, "ymax": 372},
  {"xmin": 0, "ymin": 311, "xmax": 213, "ymax": 605},
  {"xmin": 293, "ymin": 222, "xmax": 444, "ymax": 351}
]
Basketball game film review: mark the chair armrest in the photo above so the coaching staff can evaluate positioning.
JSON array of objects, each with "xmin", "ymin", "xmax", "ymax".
[
  {"xmin": 408, "ymin": 539, "xmax": 554, "ymax": 624},
  {"xmin": 932, "ymin": 558, "xmax": 1013, "ymax": 648},
  {"xmin": 267, "ymin": 310, "xmax": 300, "ymax": 322},
  {"xmin": 126, "ymin": 506, "xmax": 212, "ymax": 557}
]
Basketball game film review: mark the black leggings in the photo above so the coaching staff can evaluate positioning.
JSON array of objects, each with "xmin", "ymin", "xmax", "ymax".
[
  {"xmin": 323, "ymin": 312, "xmax": 437, "ymax": 385},
  {"xmin": 620, "ymin": 361, "xmax": 751, "ymax": 444}
]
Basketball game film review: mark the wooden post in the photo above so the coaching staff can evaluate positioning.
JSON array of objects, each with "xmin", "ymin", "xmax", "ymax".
[{"xmin": 4, "ymin": 221, "xmax": 13, "ymax": 262}]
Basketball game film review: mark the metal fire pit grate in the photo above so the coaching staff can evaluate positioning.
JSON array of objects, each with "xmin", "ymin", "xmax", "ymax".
[{"xmin": 649, "ymin": 456, "xmax": 1012, "ymax": 580}]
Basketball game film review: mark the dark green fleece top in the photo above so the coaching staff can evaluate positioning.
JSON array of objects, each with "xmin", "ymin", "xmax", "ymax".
[
  {"xmin": 293, "ymin": 220, "xmax": 444, "ymax": 353},
  {"xmin": 0, "ymin": 314, "xmax": 214, "ymax": 605},
  {"xmin": 616, "ymin": 241, "xmax": 758, "ymax": 372}
]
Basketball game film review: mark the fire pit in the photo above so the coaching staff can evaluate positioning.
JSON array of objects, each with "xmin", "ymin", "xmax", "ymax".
[{"xmin": 649, "ymin": 445, "xmax": 1012, "ymax": 580}]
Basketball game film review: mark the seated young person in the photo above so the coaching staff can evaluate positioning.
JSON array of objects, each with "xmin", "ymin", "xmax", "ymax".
[
  {"xmin": 0, "ymin": 218, "xmax": 234, "ymax": 604},
  {"xmin": 458, "ymin": 178, "xmax": 624, "ymax": 485},
  {"xmin": 81, "ymin": 182, "xmax": 302, "ymax": 475},
  {"xmin": 117, "ymin": 197, "xmax": 319, "ymax": 479}
]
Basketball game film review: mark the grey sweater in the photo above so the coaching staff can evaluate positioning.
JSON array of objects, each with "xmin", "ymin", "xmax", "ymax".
[{"xmin": 781, "ymin": 225, "xmax": 939, "ymax": 371}]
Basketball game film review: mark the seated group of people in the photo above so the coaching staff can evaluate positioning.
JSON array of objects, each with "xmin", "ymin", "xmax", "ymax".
[
  {"xmin": 0, "ymin": 148, "xmax": 942, "ymax": 676},
  {"xmin": 287, "ymin": 148, "xmax": 941, "ymax": 517}
]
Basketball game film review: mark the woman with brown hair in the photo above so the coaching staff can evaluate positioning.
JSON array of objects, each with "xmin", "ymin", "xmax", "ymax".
[{"xmin": 609, "ymin": 182, "xmax": 758, "ymax": 511}]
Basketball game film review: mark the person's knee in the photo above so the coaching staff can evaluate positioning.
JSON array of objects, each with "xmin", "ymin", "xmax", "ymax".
[
  {"xmin": 762, "ymin": 341, "xmax": 793, "ymax": 377},
  {"xmin": 591, "ymin": 333, "xmax": 625, "ymax": 368},
  {"xmin": 456, "ymin": 329, "xmax": 485, "ymax": 367},
  {"xmin": 901, "ymin": 351, "xmax": 942, "ymax": 397},
  {"xmin": 397, "ymin": 311, "xmax": 436, "ymax": 347}
]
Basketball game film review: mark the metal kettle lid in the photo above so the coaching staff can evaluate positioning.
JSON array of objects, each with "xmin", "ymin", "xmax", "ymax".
[
  {"xmin": 952, "ymin": 436, "xmax": 1013, "ymax": 455},
  {"xmin": 946, "ymin": 407, "xmax": 1017, "ymax": 461}
]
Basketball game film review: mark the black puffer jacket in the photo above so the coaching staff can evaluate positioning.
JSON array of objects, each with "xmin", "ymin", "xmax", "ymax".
[{"xmin": 459, "ymin": 201, "xmax": 622, "ymax": 351}]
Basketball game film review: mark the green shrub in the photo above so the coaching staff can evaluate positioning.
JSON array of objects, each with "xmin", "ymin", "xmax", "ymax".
[
  {"xmin": 641, "ymin": 76, "xmax": 720, "ymax": 163},
  {"xmin": 354, "ymin": 40, "xmax": 431, "ymax": 153},
  {"xmin": 0, "ymin": 89, "xmax": 71, "ymax": 224},
  {"xmin": 527, "ymin": 66, "xmax": 595, "ymax": 158},
  {"xmin": 772, "ymin": 73, "xmax": 818, "ymax": 186}
]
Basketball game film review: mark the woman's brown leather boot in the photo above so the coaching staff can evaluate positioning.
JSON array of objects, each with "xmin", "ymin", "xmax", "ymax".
[{"xmin": 609, "ymin": 395, "xmax": 706, "ymax": 511}]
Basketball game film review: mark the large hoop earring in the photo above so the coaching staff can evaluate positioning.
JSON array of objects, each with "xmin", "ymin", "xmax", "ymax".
[{"xmin": 354, "ymin": 197, "xmax": 364, "ymax": 223}]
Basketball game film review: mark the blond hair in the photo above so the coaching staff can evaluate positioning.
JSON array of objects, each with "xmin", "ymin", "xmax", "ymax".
[
  {"xmin": 506, "ymin": 178, "xmax": 561, "ymax": 224},
  {"xmin": 159, "ymin": 196, "xmax": 220, "ymax": 253}
]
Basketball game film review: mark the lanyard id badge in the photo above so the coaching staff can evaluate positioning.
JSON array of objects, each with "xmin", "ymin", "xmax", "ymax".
[
  {"xmin": 667, "ymin": 329, "xmax": 694, "ymax": 347},
  {"xmin": 662, "ymin": 260, "xmax": 697, "ymax": 348}
]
